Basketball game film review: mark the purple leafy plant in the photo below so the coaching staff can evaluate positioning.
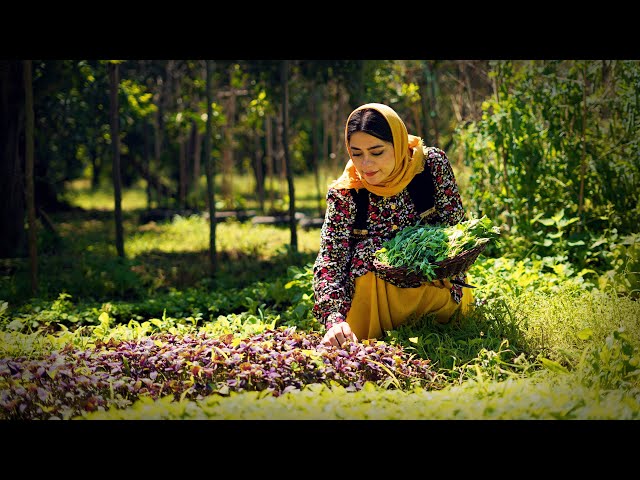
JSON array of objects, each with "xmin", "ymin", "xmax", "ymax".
[{"xmin": 0, "ymin": 327, "xmax": 439, "ymax": 420}]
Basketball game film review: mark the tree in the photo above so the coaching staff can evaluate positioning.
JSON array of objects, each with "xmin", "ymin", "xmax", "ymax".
[
  {"xmin": 0, "ymin": 60, "xmax": 25, "ymax": 258},
  {"xmin": 23, "ymin": 60, "xmax": 37, "ymax": 292},
  {"xmin": 281, "ymin": 60, "xmax": 297, "ymax": 253},
  {"xmin": 204, "ymin": 60, "xmax": 217, "ymax": 276},
  {"xmin": 109, "ymin": 61, "xmax": 125, "ymax": 258}
]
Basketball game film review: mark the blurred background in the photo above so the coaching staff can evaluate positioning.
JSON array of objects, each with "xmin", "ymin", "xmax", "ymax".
[{"xmin": 1, "ymin": 59, "xmax": 638, "ymax": 305}]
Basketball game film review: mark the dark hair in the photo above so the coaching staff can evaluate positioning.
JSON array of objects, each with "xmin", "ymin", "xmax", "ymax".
[{"xmin": 346, "ymin": 108, "xmax": 393, "ymax": 144}]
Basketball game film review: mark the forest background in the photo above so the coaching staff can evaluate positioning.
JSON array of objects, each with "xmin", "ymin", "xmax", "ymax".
[
  {"xmin": 0, "ymin": 59, "xmax": 639, "ymax": 421},
  {"xmin": 3, "ymin": 60, "xmax": 638, "ymax": 295}
]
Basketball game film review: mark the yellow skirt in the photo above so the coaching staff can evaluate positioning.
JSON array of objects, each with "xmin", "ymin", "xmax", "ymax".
[{"xmin": 345, "ymin": 271, "xmax": 474, "ymax": 340}]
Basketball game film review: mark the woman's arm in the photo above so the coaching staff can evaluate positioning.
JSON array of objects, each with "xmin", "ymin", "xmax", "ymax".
[{"xmin": 312, "ymin": 188, "xmax": 356, "ymax": 330}]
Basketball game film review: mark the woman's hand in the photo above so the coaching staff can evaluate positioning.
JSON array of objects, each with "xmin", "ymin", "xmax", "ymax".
[{"xmin": 321, "ymin": 321, "xmax": 358, "ymax": 348}]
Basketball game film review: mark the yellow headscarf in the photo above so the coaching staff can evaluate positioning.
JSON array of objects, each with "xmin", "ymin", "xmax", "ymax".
[{"xmin": 330, "ymin": 103, "xmax": 425, "ymax": 197}]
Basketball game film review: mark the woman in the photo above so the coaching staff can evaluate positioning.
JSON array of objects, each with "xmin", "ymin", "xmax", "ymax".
[{"xmin": 312, "ymin": 103, "xmax": 473, "ymax": 348}]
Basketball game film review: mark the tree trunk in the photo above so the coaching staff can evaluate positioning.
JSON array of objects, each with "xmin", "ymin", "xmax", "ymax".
[
  {"xmin": 90, "ymin": 106, "xmax": 103, "ymax": 190},
  {"xmin": 329, "ymin": 83, "xmax": 339, "ymax": 175},
  {"xmin": 109, "ymin": 62, "xmax": 125, "ymax": 258},
  {"xmin": 411, "ymin": 104, "xmax": 422, "ymax": 138},
  {"xmin": 265, "ymin": 114, "xmax": 275, "ymax": 212},
  {"xmin": 179, "ymin": 135, "xmax": 187, "ymax": 208},
  {"xmin": 419, "ymin": 61, "xmax": 431, "ymax": 143},
  {"xmin": 276, "ymin": 105, "xmax": 286, "ymax": 200},
  {"xmin": 23, "ymin": 60, "xmax": 37, "ymax": 293},
  {"xmin": 254, "ymin": 130, "xmax": 265, "ymax": 212},
  {"xmin": 311, "ymin": 87, "xmax": 323, "ymax": 217},
  {"xmin": 281, "ymin": 60, "xmax": 297, "ymax": 252},
  {"xmin": 0, "ymin": 60, "xmax": 26, "ymax": 258},
  {"xmin": 90, "ymin": 147, "xmax": 101, "ymax": 190},
  {"xmin": 353, "ymin": 60, "xmax": 365, "ymax": 106},
  {"xmin": 334, "ymin": 87, "xmax": 348, "ymax": 171},
  {"xmin": 192, "ymin": 120, "xmax": 202, "ymax": 207},
  {"xmin": 322, "ymin": 86, "xmax": 330, "ymax": 178},
  {"xmin": 153, "ymin": 75, "xmax": 165, "ymax": 207},
  {"xmin": 221, "ymin": 78, "xmax": 237, "ymax": 204},
  {"xmin": 143, "ymin": 120, "xmax": 151, "ymax": 208},
  {"xmin": 428, "ymin": 62, "xmax": 440, "ymax": 146},
  {"xmin": 204, "ymin": 60, "xmax": 217, "ymax": 276}
]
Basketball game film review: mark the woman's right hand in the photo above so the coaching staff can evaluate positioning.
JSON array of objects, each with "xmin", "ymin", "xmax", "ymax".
[{"xmin": 320, "ymin": 321, "xmax": 358, "ymax": 348}]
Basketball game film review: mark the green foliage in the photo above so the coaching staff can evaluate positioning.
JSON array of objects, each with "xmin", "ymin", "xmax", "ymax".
[
  {"xmin": 3, "ymin": 243, "xmax": 638, "ymax": 419},
  {"xmin": 596, "ymin": 231, "xmax": 640, "ymax": 298},
  {"xmin": 577, "ymin": 328, "xmax": 640, "ymax": 392},
  {"xmin": 454, "ymin": 60, "xmax": 640, "ymax": 277},
  {"xmin": 375, "ymin": 215, "xmax": 501, "ymax": 280},
  {"xmin": 468, "ymin": 254, "xmax": 595, "ymax": 301},
  {"xmin": 120, "ymin": 79, "xmax": 156, "ymax": 118},
  {"xmin": 0, "ymin": 202, "xmax": 322, "ymax": 306},
  {"xmin": 7, "ymin": 61, "xmax": 640, "ymax": 420}
]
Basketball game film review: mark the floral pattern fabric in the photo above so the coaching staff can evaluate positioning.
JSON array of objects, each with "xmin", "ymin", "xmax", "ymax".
[{"xmin": 312, "ymin": 146, "xmax": 467, "ymax": 330}]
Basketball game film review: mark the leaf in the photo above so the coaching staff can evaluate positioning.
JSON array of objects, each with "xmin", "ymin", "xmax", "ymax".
[
  {"xmin": 559, "ymin": 217, "xmax": 579, "ymax": 227},
  {"xmin": 589, "ymin": 238, "xmax": 607, "ymax": 249},
  {"xmin": 576, "ymin": 328, "xmax": 594, "ymax": 340},
  {"xmin": 538, "ymin": 356, "xmax": 569, "ymax": 374},
  {"xmin": 6, "ymin": 319, "xmax": 24, "ymax": 331},
  {"xmin": 552, "ymin": 209, "xmax": 565, "ymax": 222},
  {"xmin": 537, "ymin": 218, "xmax": 556, "ymax": 226},
  {"xmin": 216, "ymin": 385, "xmax": 230, "ymax": 396}
]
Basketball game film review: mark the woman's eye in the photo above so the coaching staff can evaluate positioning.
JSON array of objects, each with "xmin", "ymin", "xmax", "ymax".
[{"xmin": 352, "ymin": 150, "xmax": 383, "ymax": 157}]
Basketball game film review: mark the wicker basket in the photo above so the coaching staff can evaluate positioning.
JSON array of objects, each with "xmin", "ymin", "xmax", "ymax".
[{"xmin": 373, "ymin": 240, "xmax": 489, "ymax": 284}]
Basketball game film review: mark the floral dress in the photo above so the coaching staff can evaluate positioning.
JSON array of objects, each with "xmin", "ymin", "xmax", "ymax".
[{"xmin": 312, "ymin": 146, "xmax": 467, "ymax": 330}]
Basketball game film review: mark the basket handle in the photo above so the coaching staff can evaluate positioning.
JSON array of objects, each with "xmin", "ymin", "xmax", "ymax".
[{"xmin": 450, "ymin": 279, "xmax": 477, "ymax": 289}]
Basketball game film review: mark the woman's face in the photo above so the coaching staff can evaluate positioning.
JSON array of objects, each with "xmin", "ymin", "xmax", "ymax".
[{"xmin": 349, "ymin": 131, "xmax": 396, "ymax": 186}]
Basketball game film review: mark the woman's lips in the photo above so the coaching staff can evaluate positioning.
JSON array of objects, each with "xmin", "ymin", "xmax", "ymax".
[{"xmin": 364, "ymin": 171, "xmax": 377, "ymax": 177}]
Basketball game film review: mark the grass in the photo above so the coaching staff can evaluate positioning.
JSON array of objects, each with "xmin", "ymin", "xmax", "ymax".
[
  {"xmin": 2, "ymin": 175, "xmax": 322, "ymax": 305},
  {"xmin": 63, "ymin": 168, "xmax": 343, "ymax": 216},
  {"xmin": 1, "ymin": 174, "xmax": 639, "ymax": 420}
]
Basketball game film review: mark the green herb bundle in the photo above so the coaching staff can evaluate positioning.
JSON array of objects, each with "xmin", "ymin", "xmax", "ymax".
[{"xmin": 374, "ymin": 215, "xmax": 501, "ymax": 280}]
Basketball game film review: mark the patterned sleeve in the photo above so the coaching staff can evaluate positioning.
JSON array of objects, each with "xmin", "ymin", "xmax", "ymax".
[
  {"xmin": 425, "ymin": 147, "xmax": 467, "ymax": 302},
  {"xmin": 312, "ymin": 188, "xmax": 355, "ymax": 329}
]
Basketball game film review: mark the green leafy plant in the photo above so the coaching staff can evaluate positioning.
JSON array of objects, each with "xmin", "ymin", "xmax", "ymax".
[{"xmin": 374, "ymin": 215, "xmax": 501, "ymax": 280}]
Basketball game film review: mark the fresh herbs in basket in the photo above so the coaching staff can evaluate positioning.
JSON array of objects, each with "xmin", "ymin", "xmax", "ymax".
[{"xmin": 373, "ymin": 215, "xmax": 501, "ymax": 283}]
